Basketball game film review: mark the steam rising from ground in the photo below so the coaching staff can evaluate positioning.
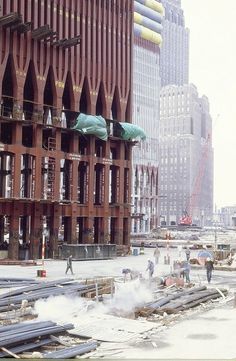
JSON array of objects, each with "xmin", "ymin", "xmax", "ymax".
[{"xmin": 34, "ymin": 279, "xmax": 153, "ymax": 324}]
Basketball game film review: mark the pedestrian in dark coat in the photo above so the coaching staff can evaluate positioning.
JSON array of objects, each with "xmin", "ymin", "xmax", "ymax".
[
  {"xmin": 205, "ymin": 257, "xmax": 214, "ymax": 283},
  {"xmin": 65, "ymin": 255, "xmax": 74, "ymax": 275}
]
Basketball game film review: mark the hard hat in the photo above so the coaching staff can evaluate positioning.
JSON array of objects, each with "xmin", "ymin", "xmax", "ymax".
[{"xmin": 206, "ymin": 257, "xmax": 210, "ymax": 261}]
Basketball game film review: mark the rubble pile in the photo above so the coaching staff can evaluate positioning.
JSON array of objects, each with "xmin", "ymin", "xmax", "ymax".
[{"xmin": 136, "ymin": 285, "xmax": 228, "ymax": 317}]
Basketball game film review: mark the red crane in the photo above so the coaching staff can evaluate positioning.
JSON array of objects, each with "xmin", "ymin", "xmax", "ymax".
[{"xmin": 179, "ymin": 134, "xmax": 211, "ymax": 226}]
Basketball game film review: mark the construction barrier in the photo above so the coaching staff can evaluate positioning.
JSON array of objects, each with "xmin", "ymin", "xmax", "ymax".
[
  {"xmin": 60, "ymin": 244, "xmax": 117, "ymax": 260},
  {"xmin": 37, "ymin": 269, "xmax": 47, "ymax": 277}
]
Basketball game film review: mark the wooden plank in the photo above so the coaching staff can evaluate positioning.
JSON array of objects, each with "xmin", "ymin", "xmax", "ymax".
[{"xmin": 0, "ymin": 347, "xmax": 20, "ymax": 358}]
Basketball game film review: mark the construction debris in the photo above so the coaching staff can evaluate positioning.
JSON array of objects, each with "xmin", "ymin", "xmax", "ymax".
[
  {"xmin": 0, "ymin": 321, "xmax": 73, "ymax": 351},
  {"xmin": 80, "ymin": 277, "xmax": 115, "ymax": 298},
  {"xmin": 0, "ymin": 278, "xmax": 108, "ymax": 312},
  {"xmin": 135, "ymin": 286, "xmax": 228, "ymax": 317},
  {"xmin": 0, "ymin": 274, "xmax": 230, "ymax": 358},
  {"xmin": 43, "ymin": 341, "xmax": 97, "ymax": 359},
  {"xmin": 0, "ymin": 321, "xmax": 98, "ymax": 359},
  {"xmin": 69, "ymin": 314, "xmax": 159, "ymax": 343},
  {"xmin": 0, "ymin": 277, "xmax": 40, "ymax": 288}
]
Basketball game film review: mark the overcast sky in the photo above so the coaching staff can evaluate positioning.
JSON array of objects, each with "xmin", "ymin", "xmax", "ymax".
[{"xmin": 181, "ymin": 0, "xmax": 236, "ymax": 209}]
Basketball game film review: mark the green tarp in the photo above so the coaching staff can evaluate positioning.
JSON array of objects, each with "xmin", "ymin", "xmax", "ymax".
[
  {"xmin": 118, "ymin": 122, "xmax": 146, "ymax": 141},
  {"xmin": 72, "ymin": 113, "xmax": 108, "ymax": 141},
  {"xmin": 72, "ymin": 114, "xmax": 146, "ymax": 142}
]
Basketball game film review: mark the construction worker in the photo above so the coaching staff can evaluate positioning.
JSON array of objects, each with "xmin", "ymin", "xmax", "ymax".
[
  {"xmin": 140, "ymin": 241, "xmax": 145, "ymax": 255},
  {"xmin": 122, "ymin": 268, "xmax": 140, "ymax": 282},
  {"xmin": 175, "ymin": 260, "xmax": 184, "ymax": 278},
  {"xmin": 146, "ymin": 259, "xmax": 154, "ymax": 278},
  {"xmin": 65, "ymin": 255, "xmax": 74, "ymax": 275},
  {"xmin": 205, "ymin": 257, "xmax": 214, "ymax": 283},
  {"xmin": 153, "ymin": 245, "xmax": 160, "ymax": 264},
  {"xmin": 122, "ymin": 268, "xmax": 132, "ymax": 282},
  {"xmin": 185, "ymin": 247, "xmax": 191, "ymax": 261},
  {"xmin": 182, "ymin": 260, "xmax": 191, "ymax": 283}
]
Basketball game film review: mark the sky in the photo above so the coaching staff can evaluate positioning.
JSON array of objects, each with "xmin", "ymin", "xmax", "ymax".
[{"xmin": 181, "ymin": 0, "xmax": 236, "ymax": 209}]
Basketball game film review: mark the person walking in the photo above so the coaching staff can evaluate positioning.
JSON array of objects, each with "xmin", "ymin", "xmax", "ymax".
[
  {"xmin": 182, "ymin": 260, "xmax": 191, "ymax": 283},
  {"xmin": 153, "ymin": 245, "xmax": 160, "ymax": 264},
  {"xmin": 65, "ymin": 255, "xmax": 74, "ymax": 275},
  {"xmin": 146, "ymin": 259, "xmax": 154, "ymax": 279},
  {"xmin": 185, "ymin": 247, "xmax": 191, "ymax": 261},
  {"xmin": 205, "ymin": 257, "xmax": 214, "ymax": 283}
]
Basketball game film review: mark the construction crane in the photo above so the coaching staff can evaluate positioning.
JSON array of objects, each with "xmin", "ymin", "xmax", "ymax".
[{"xmin": 179, "ymin": 134, "xmax": 211, "ymax": 226}]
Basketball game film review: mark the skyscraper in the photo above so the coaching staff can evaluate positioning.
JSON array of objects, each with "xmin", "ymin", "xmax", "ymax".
[
  {"xmin": 159, "ymin": 0, "xmax": 189, "ymax": 86},
  {"xmin": 159, "ymin": 84, "xmax": 213, "ymax": 226},
  {"xmin": 131, "ymin": 0, "xmax": 163, "ymax": 235},
  {"xmin": 158, "ymin": 0, "xmax": 214, "ymax": 227}
]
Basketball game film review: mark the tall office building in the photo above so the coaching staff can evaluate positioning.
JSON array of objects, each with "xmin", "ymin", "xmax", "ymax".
[
  {"xmin": 131, "ymin": 0, "xmax": 163, "ymax": 235},
  {"xmin": 159, "ymin": 84, "xmax": 213, "ymax": 227},
  {"xmin": 159, "ymin": 0, "xmax": 189, "ymax": 86},
  {"xmin": 0, "ymin": 0, "xmax": 133, "ymax": 259}
]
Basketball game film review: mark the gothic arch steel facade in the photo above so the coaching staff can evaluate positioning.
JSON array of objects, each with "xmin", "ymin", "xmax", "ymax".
[{"xmin": 0, "ymin": 0, "xmax": 133, "ymax": 259}]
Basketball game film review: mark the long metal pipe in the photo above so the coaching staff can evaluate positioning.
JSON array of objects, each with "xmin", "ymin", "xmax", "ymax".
[
  {"xmin": 0, "ymin": 283, "xmax": 96, "ymax": 306},
  {"xmin": 0, "ymin": 321, "xmax": 57, "ymax": 337},
  {"xmin": 0, "ymin": 278, "xmax": 75, "ymax": 300},
  {"xmin": 0, "ymin": 338, "xmax": 52, "ymax": 358},
  {"xmin": 0, "ymin": 324, "xmax": 74, "ymax": 347},
  {"xmin": 44, "ymin": 341, "xmax": 98, "ymax": 359}
]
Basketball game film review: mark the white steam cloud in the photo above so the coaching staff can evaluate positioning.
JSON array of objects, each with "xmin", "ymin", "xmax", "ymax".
[{"xmin": 34, "ymin": 279, "xmax": 153, "ymax": 324}]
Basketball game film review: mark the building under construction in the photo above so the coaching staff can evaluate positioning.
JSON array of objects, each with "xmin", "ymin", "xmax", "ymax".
[{"xmin": 0, "ymin": 0, "xmax": 133, "ymax": 260}]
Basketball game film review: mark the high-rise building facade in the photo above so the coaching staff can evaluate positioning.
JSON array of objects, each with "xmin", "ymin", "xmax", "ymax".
[
  {"xmin": 159, "ymin": 84, "xmax": 213, "ymax": 226},
  {"xmin": 0, "ymin": 0, "xmax": 133, "ymax": 259},
  {"xmin": 131, "ymin": 0, "xmax": 163, "ymax": 235},
  {"xmin": 219, "ymin": 206, "xmax": 236, "ymax": 228},
  {"xmin": 159, "ymin": 0, "xmax": 189, "ymax": 86}
]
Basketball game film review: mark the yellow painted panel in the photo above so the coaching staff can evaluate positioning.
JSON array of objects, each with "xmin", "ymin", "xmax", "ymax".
[
  {"xmin": 145, "ymin": 0, "xmax": 164, "ymax": 14},
  {"xmin": 140, "ymin": 26, "xmax": 162, "ymax": 45},
  {"xmin": 134, "ymin": 12, "xmax": 143, "ymax": 24}
]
